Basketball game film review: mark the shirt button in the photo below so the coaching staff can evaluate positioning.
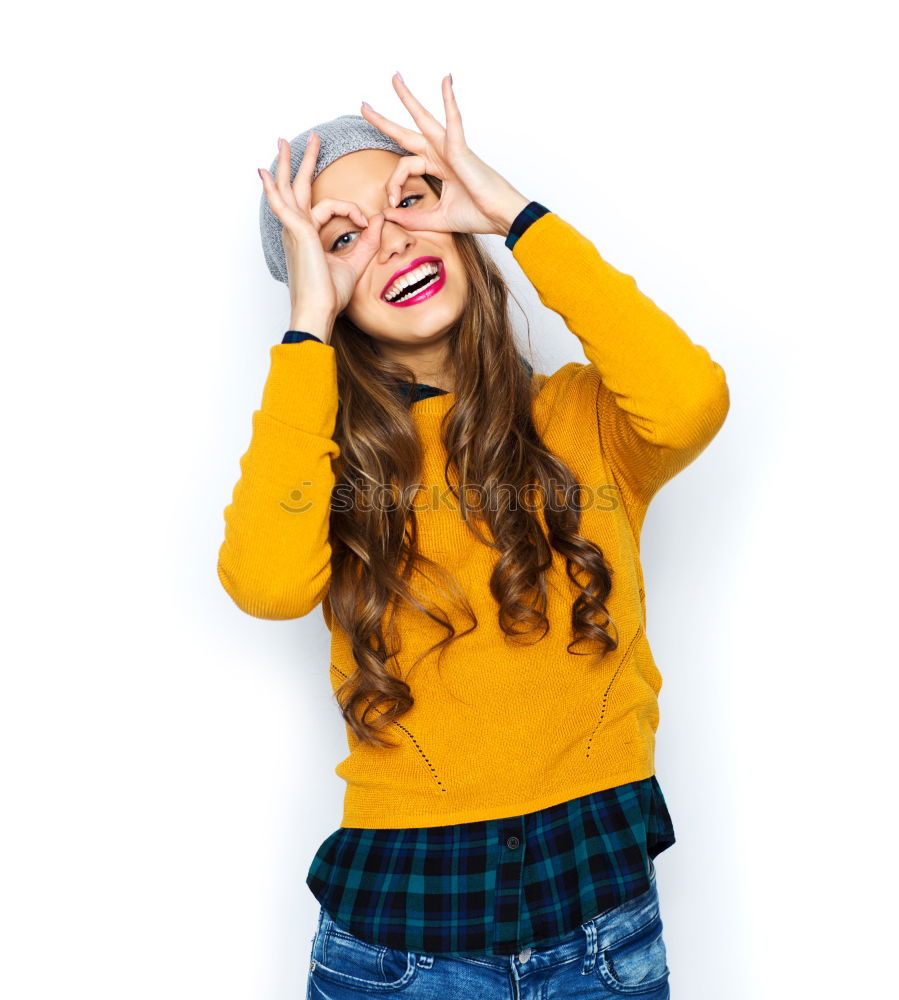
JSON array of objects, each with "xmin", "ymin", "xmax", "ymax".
[
  {"xmin": 506, "ymin": 836, "xmax": 520, "ymax": 849},
  {"xmin": 518, "ymin": 947, "xmax": 532, "ymax": 963}
]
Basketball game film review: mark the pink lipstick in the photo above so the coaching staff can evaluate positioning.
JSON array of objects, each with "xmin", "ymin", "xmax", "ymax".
[{"xmin": 381, "ymin": 257, "xmax": 446, "ymax": 308}]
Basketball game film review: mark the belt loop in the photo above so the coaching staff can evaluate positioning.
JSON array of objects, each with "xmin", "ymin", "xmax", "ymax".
[{"xmin": 581, "ymin": 916, "xmax": 599, "ymax": 974}]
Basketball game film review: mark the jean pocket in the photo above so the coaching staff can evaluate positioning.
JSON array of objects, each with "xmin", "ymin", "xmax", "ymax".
[
  {"xmin": 310, "ymin": 909, "xmax": 419, "ymax": 994},
  {"xmin": 595, "ymin": 905, "xmax": 670, "ymax": 995}
]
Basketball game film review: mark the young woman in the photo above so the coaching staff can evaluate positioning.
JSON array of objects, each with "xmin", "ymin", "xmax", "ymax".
[{"xmin": 218, "ymin": 73, "xmax": 730, "ymax": 999}]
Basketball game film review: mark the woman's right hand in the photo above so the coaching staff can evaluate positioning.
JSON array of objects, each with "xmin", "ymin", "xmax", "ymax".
[{"xmin": 258, "ymin": 132, "xmax": 386, "ymax": 341}]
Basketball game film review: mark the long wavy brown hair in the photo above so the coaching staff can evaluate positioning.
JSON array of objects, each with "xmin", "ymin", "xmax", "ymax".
[{"xmin": 326, "ymin": 174, "xmax": 619, "ymax": 748}]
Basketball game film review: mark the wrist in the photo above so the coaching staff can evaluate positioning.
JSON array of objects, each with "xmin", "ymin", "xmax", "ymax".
[
  {"xmin": 488, "ymin": 190, "xmax": 531, "ymax": 237},
  {"xmin": 288, "ymin": 311, "xmax": 336, "ymax": 343}
]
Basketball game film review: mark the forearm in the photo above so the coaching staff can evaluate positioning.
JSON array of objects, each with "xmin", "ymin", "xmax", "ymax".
[
  {"xmin": 218, "ymin": 341, "xmax": 339, "ymax": 619},
  {"xmin": 511, "ymin": 211, "xmax": 729, "ymax": 447}
]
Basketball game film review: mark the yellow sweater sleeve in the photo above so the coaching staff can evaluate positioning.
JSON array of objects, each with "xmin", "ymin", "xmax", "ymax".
[
  {"xmin": 217, "ymin": 341, "xmax": 339, "ymax": 620},
  {"xmin": 511, "ymin": 213, "xmax": 731, "ymax": 510}
]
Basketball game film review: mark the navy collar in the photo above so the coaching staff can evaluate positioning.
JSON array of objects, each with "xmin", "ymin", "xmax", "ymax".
[{"xmin": 393, "ymin": 357, "xmax": 533, "ymax": 403}]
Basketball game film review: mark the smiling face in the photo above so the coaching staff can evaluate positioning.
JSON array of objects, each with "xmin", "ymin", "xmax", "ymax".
[{"xmin": 311, "ymin": 149, "xmax": 468, "ymax": 361}]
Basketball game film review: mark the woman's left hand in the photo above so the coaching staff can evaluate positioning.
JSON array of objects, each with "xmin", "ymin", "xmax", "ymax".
[{"xmin": 360, "ymin": 74, "xmax": 530, "ymax": 238}]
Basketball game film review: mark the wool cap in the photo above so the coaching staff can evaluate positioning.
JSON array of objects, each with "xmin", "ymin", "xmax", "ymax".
[{"xmin": 260, "ymin": 113, "xmax": 415, "ymax": 284}]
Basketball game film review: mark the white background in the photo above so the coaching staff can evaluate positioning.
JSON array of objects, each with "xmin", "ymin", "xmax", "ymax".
[{"xmin": 2, "ymin": 1, "xmax": 897, "ymax": 997}]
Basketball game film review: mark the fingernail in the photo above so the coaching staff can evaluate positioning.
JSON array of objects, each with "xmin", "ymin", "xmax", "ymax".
[
  {"xmin": 395, "ymin": 70, "xmax": 404, "ymax": 83},
  {"xmin": 361, "ymin": 101, "xmax": 372, "ymax": 111},
  {"xmin": 448, "ymin": 73, "xmax": 453, "ymax": 85}
]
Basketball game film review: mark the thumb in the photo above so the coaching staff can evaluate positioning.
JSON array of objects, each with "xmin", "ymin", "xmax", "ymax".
[
  {"xmin": 356, "ymin": 211, "xmax": 385, "ymax": 253},
  {"xmin": 347, "ymin": 212, "xmax": 385, "ymax": 272},
  {"xmin": 381, "ymin": 205, "xmax": 445, "ymax": 233}
]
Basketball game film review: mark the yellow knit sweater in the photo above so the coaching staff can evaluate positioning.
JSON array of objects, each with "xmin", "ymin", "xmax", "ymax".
[{"xmin": 218, "ymin": 211, "xmax": 730, "ymax": 828}]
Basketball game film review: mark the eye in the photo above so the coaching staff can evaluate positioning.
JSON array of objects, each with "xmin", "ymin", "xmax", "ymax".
[
  {"xmin": 396, "ymin": 193, "xmax": 424, "ymax": 210},
  {"xmin": 329, "ymin": 194, "xmax": 424, "ymax": 252}
]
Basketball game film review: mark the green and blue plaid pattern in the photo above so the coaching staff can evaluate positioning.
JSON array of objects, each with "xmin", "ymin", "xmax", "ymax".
[
  {"xmin": 307, "ymin": 775, "xmax": 676, "ymax": 957},
  {"xmin": 504, "ymin": 199, "xmax": 550, "ymax": 249}
]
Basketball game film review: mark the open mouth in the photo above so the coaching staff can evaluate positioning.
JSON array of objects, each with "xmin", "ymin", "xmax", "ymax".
[{"xmin": 382, "ymin": 259, "xmax": 446, "ymax": 308}]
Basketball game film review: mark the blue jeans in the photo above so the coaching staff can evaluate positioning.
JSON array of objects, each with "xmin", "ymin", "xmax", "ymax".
[{"xmin": 306, "ymin": 861, "xmax": 670, "ymax": 998}]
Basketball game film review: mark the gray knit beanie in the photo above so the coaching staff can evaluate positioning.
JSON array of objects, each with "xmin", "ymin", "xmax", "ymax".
[{"xmin": 259, "ymin": 113, "xmax": 416, "ymax": 284}]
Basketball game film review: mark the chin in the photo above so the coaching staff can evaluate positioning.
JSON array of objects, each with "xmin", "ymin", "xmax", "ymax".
[{"xmin": 368, "ymin": 298, "xmax": 465, "ymax": 343}]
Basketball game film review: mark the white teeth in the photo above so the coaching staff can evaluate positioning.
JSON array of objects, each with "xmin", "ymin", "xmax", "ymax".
[
  {"xmin": 385, "ymin": 262, "xmax": 440, "ymax": 302},
  {"xmin": 389, "ymin": 273, "xmax": 438, "ymax": 303}
]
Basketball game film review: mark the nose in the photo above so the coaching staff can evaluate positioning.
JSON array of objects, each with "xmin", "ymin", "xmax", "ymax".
[{"xmin": 377, "ymin": 213, "xmax": 415, "ymax": 257}]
